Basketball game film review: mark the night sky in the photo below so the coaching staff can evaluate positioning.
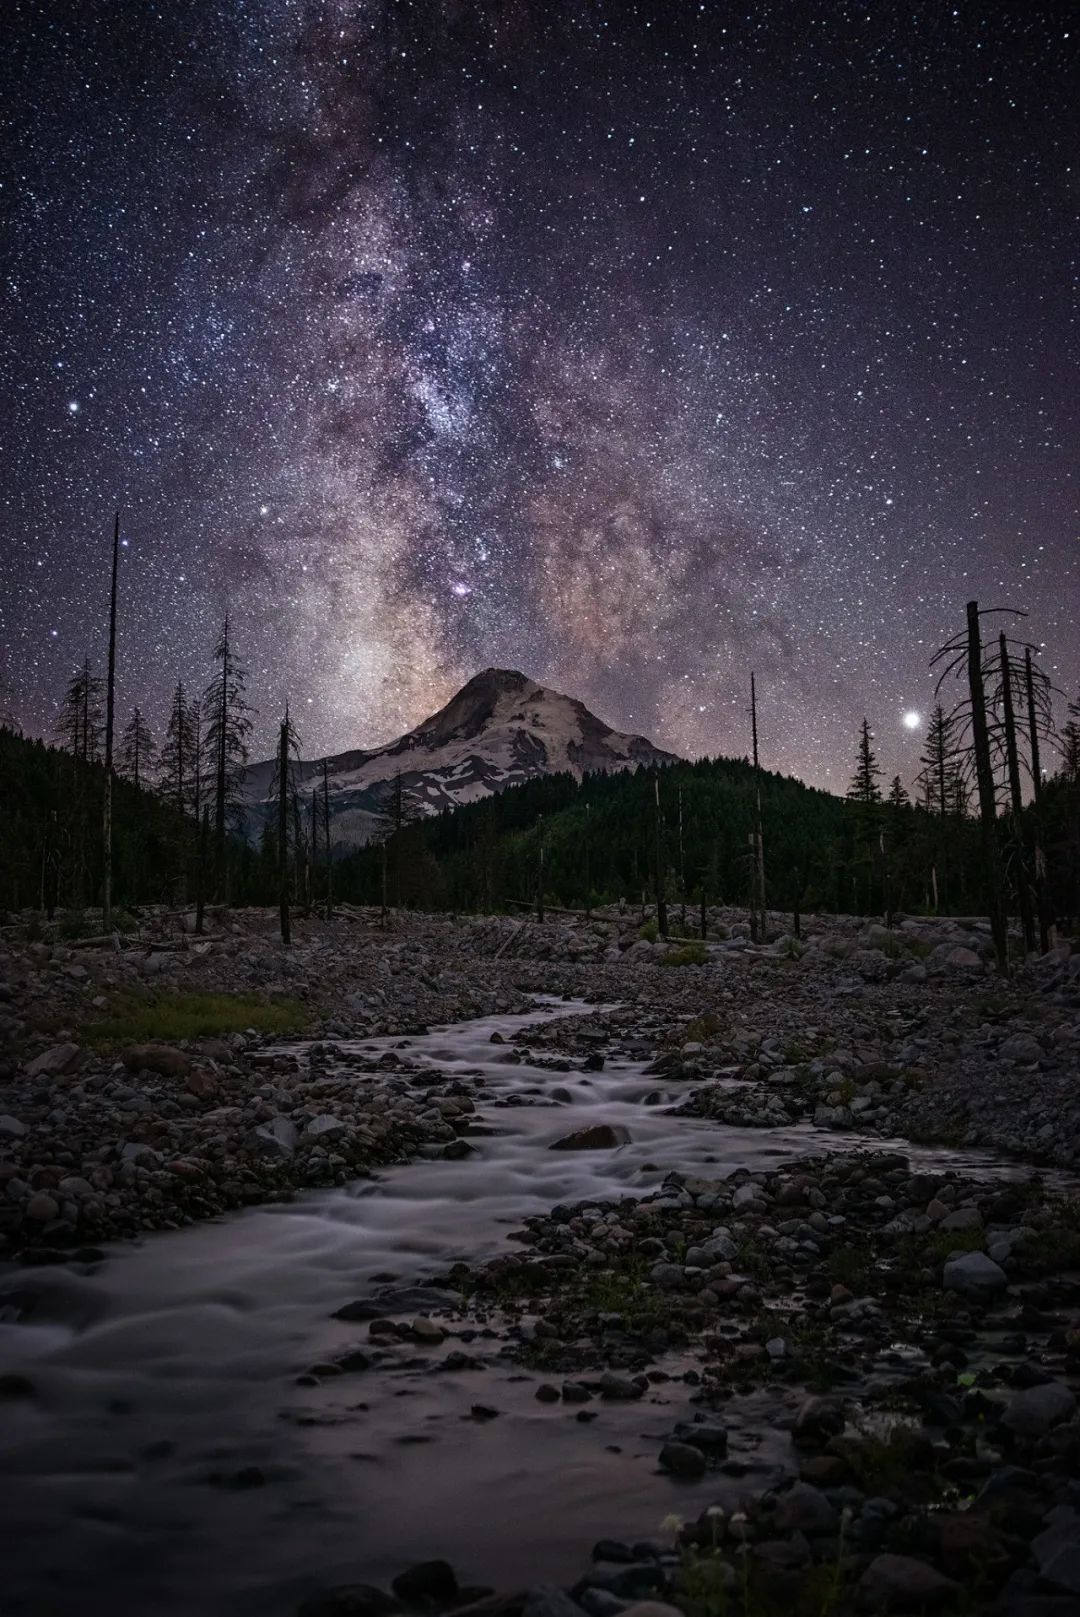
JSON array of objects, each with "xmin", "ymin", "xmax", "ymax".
[{"xmin": 3, "ymin": 1, "xmax": 1077, "ymax": 790}]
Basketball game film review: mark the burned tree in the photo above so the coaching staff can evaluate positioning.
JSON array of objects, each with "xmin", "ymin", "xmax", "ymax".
[
  {"xmin": 102, "ymin": 512, "xmax": 120, "ymax": 930},
  {"xmin": 203, "ymin": 614, "xmax": 254, "ymax": 901}
]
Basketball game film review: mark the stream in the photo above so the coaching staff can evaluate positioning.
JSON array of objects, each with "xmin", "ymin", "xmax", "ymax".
[{"xmin": 0, "ymin": 997, "xmax": 1035, "ymax": 1617}]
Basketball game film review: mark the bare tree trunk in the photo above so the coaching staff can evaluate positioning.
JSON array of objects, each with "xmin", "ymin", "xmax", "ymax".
[
  {"xmin": 215, "ymin": 615, "xmax": 229, "ymax": 900},
  {"xmin": 999, "ymin": 633, "xmax": 1036, "ymax": 955},
  {"xmin": 678, "ymin": 784, "xmax": 686, "ymax": 929},
  {"xmin": 750, "ymin": 673, "xmax": 766, "ymax": 942},
  {"xmin": 195, "ymin": 807, "xmax": 208, "ymax": 935},
  {"xmin": 1024, "ymin": 647, "xmax": 1054, "ymax": 952},
  {"xmin": 321, "ymin": 760, "xmax": 333, "ymax": 918},
  {"xmin": 653, "ymin": 776, "xmax": 668, "ymax": 937},
  {"xmin": 102, "ymin": 511, "xmax": 119, "ymax": 929},
  {"xmin": 278, "ymin": 716, "xmax": 291, "ymax": 946},
  {"xmin": 968, "ymin": 604, "xmax": 1008, "ymax": 972},
  {"xmin": 536, "ymin": 813, "xmax": 545, "ymax": 924},
  {"xmin": 380, "ymin": 840, "xmax": 388, "ymax": 926},
  {"xmin": 583, "ymin": 802, "xmax": 591, "ymax": 916}
]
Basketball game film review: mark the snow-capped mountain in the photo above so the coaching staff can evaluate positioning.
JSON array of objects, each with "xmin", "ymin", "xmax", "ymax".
[{"xmin": 241, "ymin": 668, "xmax": 679, "ymax": 845}]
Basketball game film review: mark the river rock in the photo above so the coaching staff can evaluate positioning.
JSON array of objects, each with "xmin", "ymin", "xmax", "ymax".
[
  {"xmin": 773, "ymin": 1480, "xmax": 837, "ymax": 1535},
  {"xmin": 247, "ymin": 1116, "xmax": 298, "ymax": 1157},
  {"xmin": 942, "ymin": 1251, "xmax": 1008, "ymax": 1297},
  {"xmin": 122, "ymin": 1043, "xmax": 191, "ymax": 1077},
  {"xmin": 523, "ymin": 1588, "xmax": 588, "ymax": 1617},
  {"xmin": 0, "ymin": 1114, "xmax": 27, "ymax": 1137},
  {"xmin": 549, "ymin": 1124, "xmax": 630, "ymax": 1151},
  {"xmin": 302, "ymin": 1114, "xmax": 347, "ymax": 1144},
  {"xmin": 25, "ymin": 1192, "xmax": 60, "ymax": 1222},
  {"xmin": 391, "ymin": 1560, "xmax": 458, "ymax": 1605},
  {"xmin": 1002, "ymin": 1382, "xmax": 1077, "ymax": 1439},
  {"xmin": 1033, "ymin": 1509, "xmax": 1080, "ymax": 1595},
  {"xmin": 658, "ymin": 1440, "xmax": 706, "ymax": 1476},
  {"xmin": 25, "ymin": 1042, "xmax": 82, "ymax": 1077},
  {"xmin": 857, "ymin": 1554, "xmax": 960, "ymax": 1610}
]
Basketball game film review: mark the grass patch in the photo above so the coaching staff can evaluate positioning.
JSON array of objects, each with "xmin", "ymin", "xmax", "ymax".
[
  {"xmin": 683, "ymin": 1013, "xmax": 723, "ymax": 1044},
  {"xmin": 83, "ymin": 991, "xmax": 312, "ymax": 1049},
  {"xmin": 831, "ymin": 1425, "xmax": 941, "ymax": 1500},
  {"xmin": 662, "ymin": 942, "xmax": 708, "ymax": 967},
  {"xmin": 638, "ymin": 919, "xmax": 659, "ymax": 942},
  {"xmin": 1012, "ymin": 1212, "xmax": 1080, "ymax": 1275}
]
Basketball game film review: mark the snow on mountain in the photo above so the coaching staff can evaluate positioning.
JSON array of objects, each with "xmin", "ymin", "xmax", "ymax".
[{"xmin": 241, "ymin": 668, "xmax": 679, "ymax": 845}]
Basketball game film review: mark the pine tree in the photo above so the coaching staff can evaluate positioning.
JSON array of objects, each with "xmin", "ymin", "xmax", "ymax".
[
  {"xmin": 120, "ymin": 708, "xmax": 157, "ymax": 789},
  {"xmin": 159, "ymin": 683, "xmax": 190, "ymax": 812},
  {"xmin": 55, "ymin": 660, "xmax": 104, "ymax": 762},
  {"xmin": 887, "ymin": 775, "xmax": 910, "ymax": 808},
  {"xmin": 847, "ymin": 719, "xmax": 882, "ymax": 805},
  {"xmin": 203, "ymin": 614, "xmax": 254, "ymax": 899},
  {"xmin": 917, "ymin": 705, "xmax": 961, "ymax": 816}
]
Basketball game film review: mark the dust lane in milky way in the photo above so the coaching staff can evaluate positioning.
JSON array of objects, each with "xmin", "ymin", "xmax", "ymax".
[{"xmin": 2, "ymin": 2, "xmax": 1077, "ymax": 789}]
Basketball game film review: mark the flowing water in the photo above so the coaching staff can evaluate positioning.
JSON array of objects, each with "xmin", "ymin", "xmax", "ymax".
[{"xmin": 0, "ymin": 997, "xmax": 1032, "ymax": 1617}]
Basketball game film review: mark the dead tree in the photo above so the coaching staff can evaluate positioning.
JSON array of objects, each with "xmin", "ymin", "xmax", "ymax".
[
  {"xmin": 536, "ymin": 812, "xmax": 545, "ymax": 924},
  {"xmin": 102, "ymin": 512, "xmax": 120, "ymax": 930},
  {"xmin": 931, "ymin": 602, "xmax": 1012, "ymax": 972},
  {"xmin": 321, "ymin": 759, "xmax": 333, "ymax": 917},
  {"xmin": 749, "ymin": 673, "xmax": 766, "ymax": 941},
  {"xmin": 277, "ymin": 709, "xmax": 291, "ymax": 946},
  {"xmin": 1024, "ymin": 647, "xmax": 1055, "ymax": 951},
  {"xmin": 652, "ymin": 776, "xmax": 668, "ymax": 937},
  {"xmin": 997, "ymin": 633, "xmax": 1036, "ymax": 955},
  {"xmin": 204, "ymin": 613, "xmax": 254, "ymax": 902}
]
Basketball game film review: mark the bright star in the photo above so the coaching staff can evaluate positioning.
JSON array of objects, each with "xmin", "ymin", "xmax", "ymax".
[
  {"xmin": 67, "ymin": 400, "xmax": 80, "ymax": 413},
  {"xmin": 902, "ymin": 710, "xmax": 922, "ymax": 730}
]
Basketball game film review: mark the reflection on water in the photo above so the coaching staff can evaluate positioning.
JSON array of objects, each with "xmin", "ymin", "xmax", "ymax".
[{"xmin": 0, "ymin": 997, "xmax": 1029, "ymax": 1616}]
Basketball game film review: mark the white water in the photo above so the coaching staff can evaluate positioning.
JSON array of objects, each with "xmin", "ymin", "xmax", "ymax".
[{"xmin": 0, "ymin": 998, "xmax": 1024, "ymax": 1616}]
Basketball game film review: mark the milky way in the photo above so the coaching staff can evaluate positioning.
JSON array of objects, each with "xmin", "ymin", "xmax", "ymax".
[{"xmin": 3, "ymin": 1, "xmax": 1077, "ymax": 789}]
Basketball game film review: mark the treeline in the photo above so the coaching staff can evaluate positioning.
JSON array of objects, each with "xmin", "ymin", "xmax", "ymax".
[{"xmin": 5, "ymin": 526, "xmax": 1080, "ymax": 970}]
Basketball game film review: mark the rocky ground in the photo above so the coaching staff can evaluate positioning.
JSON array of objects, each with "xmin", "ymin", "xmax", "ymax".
[{"xmin": 1, "ymin": 901, "xmax": 1079, "ymax": 1613}]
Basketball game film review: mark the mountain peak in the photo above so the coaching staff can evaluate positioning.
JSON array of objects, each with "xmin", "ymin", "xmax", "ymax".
[{"xmin": 243, "ymin": 667, "xmax": 679, "ymax": 845}]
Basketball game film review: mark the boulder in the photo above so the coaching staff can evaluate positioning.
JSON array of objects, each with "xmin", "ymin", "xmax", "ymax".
[
  {"xmin": 391, "ymin": 1561, "xmax": 458, "ymax": 1606},
  {"xmin": 940, "ymin": 945, "xmax": 982, "ymax": 970},
  {"xmin": 658, "ymin": 1441, "xmax": 706, "ymax": 1477},
  {"xmin": 1033, "ymin": 1509, "xmax": 1080, "ymax": 1595},
  {"xmin": 0, "ymin": 1115, "xmax": 27, "ymax": 1138},
  {"xmin": 302, "ymin": 1114, "xmax": 347, "ymax": 1145},
  {"xmin": 1002, "ymin": 1382, "xmax": 1077, "ymax": 1439},
  {"xmin": 549, "ymin": 1124, "xmax": 630, "ymax": 1151},
  {"xmin": 25, "ymin": 1043, "xmax": 82, "ymax": 1078},
  {"xmin": 942, "ymin": 1251, "xmax": 1008, "ymax": 1297},
  {"xmin": 122, "ymin": 1043, "xmax": 191, "ymax": 1078},
  {"xmin": 858, "ymin": 1554, "xmax": 960, "ymax": 1611},
  {"xmin": 774, "ymin": 1480, "xmax": 837, "ymax": 1535},
  {"xmin": 247, "ymin": 1116, "xmax": 298, "ymax": 1157}
]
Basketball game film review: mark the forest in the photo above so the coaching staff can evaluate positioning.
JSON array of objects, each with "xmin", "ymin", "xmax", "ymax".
[{"xmin": 3, "ymin": 594, "xmax": 1079, "ymax": 965}]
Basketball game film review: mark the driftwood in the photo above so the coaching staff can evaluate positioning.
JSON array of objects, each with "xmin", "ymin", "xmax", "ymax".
[{"xmin": 505, "ymin": 900, "xmax": 617, "ymax": 924}]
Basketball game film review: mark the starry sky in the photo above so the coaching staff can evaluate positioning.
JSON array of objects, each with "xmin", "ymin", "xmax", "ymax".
[{"xmin": 3, "ymin": 0, "xmax": 1077, "ymax": 790}]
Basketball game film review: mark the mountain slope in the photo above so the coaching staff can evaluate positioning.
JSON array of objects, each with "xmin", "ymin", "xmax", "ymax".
[{"xmin": 242, "ymin": 668, "xmax": 679, "ymax": 844}]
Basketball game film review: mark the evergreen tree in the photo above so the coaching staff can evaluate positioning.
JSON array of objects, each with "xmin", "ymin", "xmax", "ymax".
[
  {"xmin": 55, "ymin": 660, "xmax": 104, "ymax": 762},
  {"xmin": 203, "ymin": 614, "xmax": 254, "ymax": 898},
  {"xmin": 887, "ymin": 775, "xmax": 909, "ymax": 808},
  {"xmin": 917, "ymin": 705, "xmax": 961, "ymax": 816},
  {"xmin": 120, "ymin": 707, "xmax": 156, "ymax": 789},
  {"xmin": 159, "ymin": 683, "xmax": 190, "ymax": 812},
  {"xmin": 847, "ymin": 719, "xmax": 882, "ymax": 805}
]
